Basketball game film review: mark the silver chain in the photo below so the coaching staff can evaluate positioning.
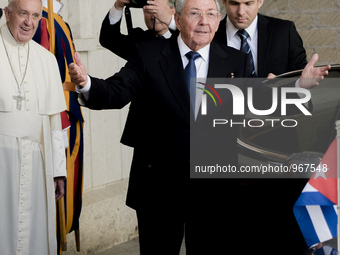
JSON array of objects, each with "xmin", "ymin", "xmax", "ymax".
[{"xmin": 1, "ymin": 29, "xmax": 30, "ymax": 95}]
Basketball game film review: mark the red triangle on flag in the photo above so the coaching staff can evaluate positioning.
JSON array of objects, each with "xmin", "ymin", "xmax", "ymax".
[{"xmin": 309, "ymin": 139, "xmax": 337, "ymax": 204}]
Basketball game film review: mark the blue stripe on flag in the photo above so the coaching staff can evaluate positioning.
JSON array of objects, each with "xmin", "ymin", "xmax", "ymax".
[
  {"xmin": 294, "ymin": 192, "xmax": 335, "ymax": 207},
  {"xmin": 293, "ymin": 205, "xmax": 320, "ymax": 246},
  {"xmin": 32, "ymin": 22, "xmax": 41, "ymax": 43},
  {"xmin": 321, "ymin": 206, "xmax": 337, "ymax": 238}
]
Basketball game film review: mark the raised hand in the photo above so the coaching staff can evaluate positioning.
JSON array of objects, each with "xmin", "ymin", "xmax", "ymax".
[
  {"xmin": 69, "ymin": 52, "xmax": 88, "ymax": 88},
  {"xmin": 299, "ymin": 53, "xmax": 331, "ymax": 89},
  {"xmin": 144, "ymin": 0, "xmax": 175, "ymax": 25},
  {"xmin": 54, "ymin": 177, "xmax": 65, "ymax": 201},
  {"xmin": 114, "ymin": 0, "xmax": 131, "ymax": 10}
]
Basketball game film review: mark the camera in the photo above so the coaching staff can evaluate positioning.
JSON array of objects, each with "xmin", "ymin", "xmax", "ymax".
[{"xmin": 128, "ymin": 0, "xmax": 148, "ymax": 8}]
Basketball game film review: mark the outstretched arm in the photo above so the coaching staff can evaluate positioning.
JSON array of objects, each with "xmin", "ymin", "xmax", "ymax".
[
  {"xmin": 299, "ymin": 54, "xmax": 331, "ymax": 89},
  {"xmin": 69, "ymin": 52, "xmax": 88, "ymax": 88}
]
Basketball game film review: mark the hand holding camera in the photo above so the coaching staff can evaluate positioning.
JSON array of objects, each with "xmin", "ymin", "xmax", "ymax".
[
  {"xmin": 128, "ymin": 0, "xmax": 148, "ymax": 8},
  {"xmin": 143, "ymin": 0, "xmax": 174, "ymax": 26},
  {"xmin": 114, "ymin": 0, "xmax": 132, "ymax": 10}
]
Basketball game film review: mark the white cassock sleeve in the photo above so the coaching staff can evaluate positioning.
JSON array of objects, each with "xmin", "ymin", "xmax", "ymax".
[{"xmin": 50, "ymin": 113, "xmax": 67, "ymax": 178}]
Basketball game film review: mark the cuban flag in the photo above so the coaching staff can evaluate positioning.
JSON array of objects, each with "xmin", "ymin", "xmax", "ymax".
[
  {"xmin": 314, "ymin": 245, "xmax": 338, "ymax": 255},
  {"xmin": 293, "ymin": 139, "xmax": 338, "ymax": 248}
]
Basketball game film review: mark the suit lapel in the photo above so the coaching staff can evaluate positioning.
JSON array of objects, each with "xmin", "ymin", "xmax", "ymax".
[
  {"xmin": 196, "ymin": 41, "xmax": 231, "ymax": 123},
  {"xmin": 207, "ymin": 41, "xmax": 230, "ymax": 78},
  {"xmin": 257, "ymin": 14, "xmax": 271, "ymax": 77},
  {"xmin": 159, "ymin": 39, "xmax": 190, "ymax": 121},
  {"xmin": 218, "ymin": 14, "xmax": 272, "ymax": 78},
  {"xmin": 158, "ymin": 40, "xmax": 233, "ymax": 123},
  {"xmin": 215, "ymin": 17, "xmax": 228, "ymax": 45}
]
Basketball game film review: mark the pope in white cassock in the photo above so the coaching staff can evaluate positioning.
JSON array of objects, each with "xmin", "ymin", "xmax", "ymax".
[{"xmin": 0, "ymin": 0, "xmax": 67, "ymax": 254}]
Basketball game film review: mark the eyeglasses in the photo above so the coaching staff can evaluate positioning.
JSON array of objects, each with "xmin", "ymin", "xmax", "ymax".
[{"xmin": 186, "ymin": 9, "xmax": 220, "ymax": 20}]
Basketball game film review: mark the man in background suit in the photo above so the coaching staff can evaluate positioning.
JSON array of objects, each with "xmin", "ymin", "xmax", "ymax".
[
  {"xmin": 70, "ymin": 0, "xmax": 329, "ymax": 253},
  {"xmin": 99, "ymin": 0, "xmax": 176, "ymax": 60},
  {"xmin": 215, "ymin": 0, "xmax": 312, "ymax": 253},
  {"xmin": 215, "ymin": 0, "xmax": 308, "ymax": 78}
]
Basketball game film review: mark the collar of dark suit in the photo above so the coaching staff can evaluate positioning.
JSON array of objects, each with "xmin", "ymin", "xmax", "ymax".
[
  {"xmin": 160, "ymin": 36, "xmax": 230, "ymax": 62},
  {"xmin": 158, "ymin": 38, "xmax": 231, "ymax": 122},
  {"xmin": 215, "ymin": 14, "xmax": 271, "ymax": 77}
]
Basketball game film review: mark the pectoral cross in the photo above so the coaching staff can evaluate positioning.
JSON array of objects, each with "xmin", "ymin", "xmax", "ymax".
[{"xmin": 13, "ymin": 94, "xmax": 25, "ymax": 110}]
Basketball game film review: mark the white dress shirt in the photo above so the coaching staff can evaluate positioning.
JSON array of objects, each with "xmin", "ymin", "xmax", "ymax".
[{"xmin": 177, "ymin": 35, "xmax": 210, "ymax": 119}]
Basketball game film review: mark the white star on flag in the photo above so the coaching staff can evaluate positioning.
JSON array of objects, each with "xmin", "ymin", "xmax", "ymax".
[{"xmin": 314, "ymin": 162, "xmax": 329, "ymax": 179}]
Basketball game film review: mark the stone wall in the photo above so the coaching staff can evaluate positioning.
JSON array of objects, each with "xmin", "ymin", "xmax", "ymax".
[{"xmin": 259, "ymin": 0, "xmax": 340, "ymax": 65}]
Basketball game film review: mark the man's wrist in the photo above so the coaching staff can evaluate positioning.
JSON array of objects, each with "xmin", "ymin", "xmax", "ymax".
[
  {"xmin": 109, "ymin": 3, "xmax": 124, "ymax": 25},
  {"xmin": 114, "ymin": 1, "xmax": 124, "ymax": 10},
  {"xmin": 54, "ymin": 176, "xmax": 66, "ymax": 180},
  {"xmin": 76, "ymin": 75, "xmax": 91, "ymax": 101}
]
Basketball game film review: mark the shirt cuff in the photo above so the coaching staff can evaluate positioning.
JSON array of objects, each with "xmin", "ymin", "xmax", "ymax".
[
  {"xmin": 295, "ymin": 78, "xmax": 307, "ymax": 98},
  {"xmin": 52, "ymin": 130, "xmax": 67, "ymax": 178},
  {"xmin": 109, "ymin": 4, "xmax": 124, "ymax": 25},
  {"xmin": 76, "ymin": 75, "xmax": 91, "ymax": 102}
]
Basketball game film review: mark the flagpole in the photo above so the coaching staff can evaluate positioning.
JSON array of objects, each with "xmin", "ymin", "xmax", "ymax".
[
  {"xmin": 47, "ymin": 0, "xmax": 55, "ymax": 54},
  {"xmin": 336, "ymin": 120, "xmax": 340, "ymax": 252}
]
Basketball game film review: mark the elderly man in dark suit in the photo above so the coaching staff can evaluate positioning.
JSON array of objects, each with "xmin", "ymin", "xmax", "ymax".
[
  {"xmin": 69, "ymin": 0, "xmax": 329, "ymax": 253},
  {"xmin": 215, "ymin": 0, "xmax": 307, "ymax": 78}
]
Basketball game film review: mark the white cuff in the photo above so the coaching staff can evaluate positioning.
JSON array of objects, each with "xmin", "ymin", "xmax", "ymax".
[
  {"xmin": 295, "ymin": 78, "xmax": 307, "ymax": 98},
  {"xmin": 62, "ymin": 128, "xmax": 70, "ymax": 149},
  {"xmin": 52, "ymin": 130, "xmax": 67, "ymax": 178},
  {"xmin": 76, "ymin": 75, "xmax": 91, "ymax": 101},
  {"xmin": 109, "ymin": 4, "xmax": 124, "ymax": 25}
]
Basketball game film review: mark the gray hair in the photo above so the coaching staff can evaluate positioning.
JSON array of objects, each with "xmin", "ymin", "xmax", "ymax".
[
  {"xmin": 168, "ymin": 0, "xmax": 175, "ymax": 8},
  {"xmin": 175, "ymin": 0, "xmax": 221, "ymax": 15},
  {"xmin": 7, "ymin": 0, "xmax": 15, "ymax": 10},
  {"xmin": 8, "ymin": 0, "xmax": 43, "ymax": 11}
]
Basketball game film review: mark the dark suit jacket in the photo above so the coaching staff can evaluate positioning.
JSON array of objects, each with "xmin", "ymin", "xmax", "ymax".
[
  {"xmin": 214, "ymin": 14, "xmax": 308, "ymax": 77},
  {"xmin": 84, "ymin": 37, "xmax": 252, "ymax": 209},
  {"xmin": 99, "ymin": 12, "xmax": 175, "ymax": 61}
]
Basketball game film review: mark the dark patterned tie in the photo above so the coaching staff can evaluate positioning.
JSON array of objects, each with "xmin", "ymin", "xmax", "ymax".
[
  {"xmin": 237, "ymin": 29, "xmax": 256, "ymax": 76},
  {"xmin": 185, "ymin": 51, "xmax": 201, "ymax": 114}
]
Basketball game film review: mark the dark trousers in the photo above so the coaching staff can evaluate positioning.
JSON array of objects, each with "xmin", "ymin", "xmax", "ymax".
[
  {"xmin": 136, "ymin": 207, "xmax": 230, "ymax": 255},
  {"xmin": 136, "ymin": 207, "xmax": 184, "ymax": 255},
  {"xmin": 135, "ymin": 179, "xmax": 308, "ymax": 255}
]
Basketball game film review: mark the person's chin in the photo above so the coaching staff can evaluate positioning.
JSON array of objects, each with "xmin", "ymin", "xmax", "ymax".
[
  {"xmin": 192, "ymin": 38, "xmax": 210, "ymax": 49},
  {"xmin": 235, "ymin": 21, "xmax": 249, "ymax": 30},
  {"xmin": 154, "ymin": 24, "xmax": 167, "ymax": 31},
  {"xmin": 18, "ymin": 36, "xmax": 31, "ymax": 44},
  {"xmin": 18, "ymin": 31, "xmax": 33, "ymax": 43},
  {"xmin": 194, "ymin": 32, "xmax": 210, "ymax": 41}
]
